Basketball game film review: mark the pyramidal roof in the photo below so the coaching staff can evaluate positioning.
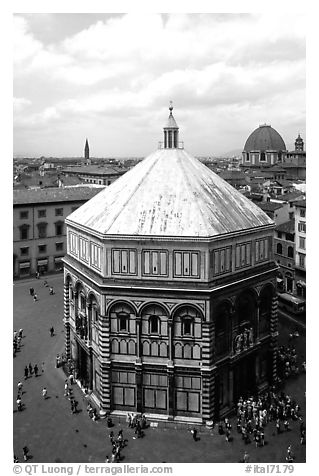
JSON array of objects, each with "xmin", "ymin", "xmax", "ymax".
[{"xmin": 67, "ymin": 147, "xmax": 273, "ymax": 238}]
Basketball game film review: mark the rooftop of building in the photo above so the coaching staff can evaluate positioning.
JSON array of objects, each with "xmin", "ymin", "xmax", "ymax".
[
  {"xmin": 61, "ymin": 165, "xmax": 124, "ymax": 176},
  {"xmin": 292, "ymin": 199, "xmax": 306, "ymax": 208},
  {"xmin": 276, "ymin": 191, "xmax": 305, "ymax": 202},
  {"xmin": 13, "ymin": 186, "xmax": 104, "ymax": 206},
  {"xmin": 243, "ymin": 124, "xmax": 286, "ymax": 152},
  {"xmin": 256, "ymin": 201, "xmax": 285, "ymax": 212},
  {"xmin": 276, "ymin": 219, "xmax": 295, "ymax": 234}
]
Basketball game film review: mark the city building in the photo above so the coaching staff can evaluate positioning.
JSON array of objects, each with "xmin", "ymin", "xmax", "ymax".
[
  {"xmin": 63, "ymin": 105, "xmax": 278, "ymax": 423},
  {"xmin": 255, "ymin": 201, "xmax": 289, "ymax": 225},
  {"xmin": 61, "ymin": 165, "xmax": 125, "ymax": 186},
  {"xmin": 274, "ymin": 220, "xmax": 295, "ymax": 293},
  {"xmin": 241, "ymin": 124, "xmax": 287, "ymax": 168},
  {"xmin": 283, "ymin": 134, "xmax": 306, "ymax": 180},
  {"xmin": 293, "ymin": 199, "xmax": 306, "ymax": 298},
  {"xmin": 13, "ymin": 186, "xmax": 103, "ymax": 278}
]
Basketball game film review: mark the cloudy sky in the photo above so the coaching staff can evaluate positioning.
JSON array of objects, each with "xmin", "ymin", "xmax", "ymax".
[{"xmin": 13, "ymin": 13, "xmax": 306, "ymax": 157}]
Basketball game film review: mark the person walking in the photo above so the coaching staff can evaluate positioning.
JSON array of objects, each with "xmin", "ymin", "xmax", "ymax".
[
  {"xmin": 191, "ymin": 427, "xmax": 198, "ymax": 441},
  {"xmin": 64, "ymin": 380, "xmax": 69, "ymax": 397},
  {"xmin": 24, "ymin": 366, "xmax": 29, "ymax": 380},
  {"xmin": 33, "ymin": 293, "xmax": 38, "ymax": 302},
  {"xmin": 42, "ymin": 387, "xmax": 48, "ymax": 399},
  {"xmin": 50, "ymin": 327, "xmax": 54, "ymax": 337},
  {"xmin": 22, "ymin": 446, "xmax": 29, "ymax": 461},
  {"xmin": 36, "ymin": 271, "xmax": 40, "ymax": 279},
  {"xmin": 17, "ymin": 396, "xmax": 22, "ymax": 411},
  {"xmin": 28, "ymin": 363, "xmax": 33, "ymax": 376},
  {"xmin": 18, "ymin": 329, "xmax": 23, "ymax": 338},
  {"xmin": 17, "ymin": 381, "xmax": 23, "ymax": 395},
  {"xmin": 34, "ymin": 364, "xmax": 38, "ymax": 377},
  {"xmin": 243, "ymin": 451, "xmax": 250, "ymax": 463},
  {"xmin": 29, "ymin": 287, "xmax": 34, "ymax": 296},
  {"xmin": 49, "ymin": 286, "xmax": 54, "ymax": 295}
]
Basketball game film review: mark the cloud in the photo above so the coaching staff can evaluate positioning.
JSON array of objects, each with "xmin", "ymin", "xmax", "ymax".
[
  {"xmin": 13, "ymin": 97, "xmax": 32, "ymax": 113},
  {"xmin": 13, "ymin": 13, "xmax": 306, "ymax": 156}
]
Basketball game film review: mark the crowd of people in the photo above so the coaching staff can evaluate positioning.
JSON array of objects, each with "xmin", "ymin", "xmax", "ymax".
[
  {"xmin": 277, "ymin": 344, "xmax": 304, "ymax": 380},
  {"xmin": 232, "ymin": 387, "xmax": 305, "ymax": 460}
]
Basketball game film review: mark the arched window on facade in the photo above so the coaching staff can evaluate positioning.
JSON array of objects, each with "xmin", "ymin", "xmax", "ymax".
[
  {"xmin": 287, "ymin": 246, "xmax": 294, "ymax": 258},
  {"xmin": 276, "ymin": 243, "xmax": 283, "ymax": 254},
  {"xmin": 150, "ymin": 315, "xmax": 159, "ymax": 334},
  {"xmin": 118, "ymin": 312, "xmax": 128, "ymax": 332},
  {"xmin": 182, "ymin": 316, "xmax": 193, "ymax": 336},
  {"xmin": 173, "ymin": 306, "xmax": 202, "ymax": 339}
]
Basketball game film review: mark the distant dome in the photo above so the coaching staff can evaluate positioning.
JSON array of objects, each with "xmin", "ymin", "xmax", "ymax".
[{"xmin": 244, "ymin": 125, "xmax": 286, "ymax": 152}]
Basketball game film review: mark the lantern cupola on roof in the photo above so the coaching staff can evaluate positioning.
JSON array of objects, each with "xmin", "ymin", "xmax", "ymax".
[{"xmin": 163, "ymin": 101, "xmax": 180, "ymax": 149}]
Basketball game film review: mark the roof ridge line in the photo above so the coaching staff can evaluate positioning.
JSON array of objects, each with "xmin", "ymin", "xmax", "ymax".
[{"xmin": 177, "ymin": 150, "xmax": 211, "ymax": 235}]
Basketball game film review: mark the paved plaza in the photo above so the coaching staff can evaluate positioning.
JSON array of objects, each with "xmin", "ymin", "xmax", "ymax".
[{"xmin": 13, "ymin": 275, "xmax": 306, "ymax": 463}]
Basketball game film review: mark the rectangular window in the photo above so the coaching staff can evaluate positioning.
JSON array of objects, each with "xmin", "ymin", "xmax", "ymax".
[
  {"xmin": 277, "ymin": 231, "xmax": 282, "ymax": 238},
  {"xmin": 212, "ymin": 246, "xmax": 232, "ymax": 275},
  {"xmin": 175, "ymin": 252, "xmax": 182, "ymax": 276},
  {"xmin": 299, "ymin": 253, "xmax": 306, "ymax": 268},
  {"xmin": 20, "ymin": 211, "xmax": 29, "ymax": 219},
  {"xmin": 299, "ymin": 237, "xmax": 306, "ymax": 249},
  {"xmin": 174, "ymin": 251, "xmax": 199, "ymax": 278},
  {"xmin": 69, "ymin": 232, "xmax": 78, "ymax": 256},
  {"xmin": 236, "ymin": 245, "xmax": 240, "ymax": 268},
  {"xmin": 113, "ymin": 250, "xmax": 120, "ymax": 273},
  {"xmin": 55, "ymin": 223, "xmax": 63, "ymax": 236},
  {"xmin": 55, "ymin": 208, "xmax": 63, "ymax": 216},
  {"xmin": 38, "ymin": 244, "xmax": 46, "ymax": 253},
  {"xmin": 112, "ymin": 249, "xmax": 136, "ymax": 275},
  {"xmin": 38, "ymin": 209, "xmax": 46, "ymax": 218},
  {"xmin": 20, "ymin": 247, "xmax": 29, "ymax": 256},
  {"xmin": 20, "ymin": 226, "xmax": 29, "ymax": 240},
  {"xmin": 129, "ymin": 251, "xmax": 136, "ymax": 274},
  {"xmin": 214, "ymin": 250, "xmax": 219, "ymax": 275},
  {"xmin": 176, "ymin": 391, "xmax": 187, "ymax": 411},
  {"xmin": 246, "ymin": 242, "xmax": 251, "ymax": 265},
  {"xmin": 220, "ymin": 249, "xmax": 225, "ymax": 272},
  {"xmin": 255, "ymin": 238, "xmax": 270, "ymax": 263},
  {"xmin": 300, "ymin": 208, "xmax": 306, "ymax": 218},
  {"xmin": 79, "ymin": 237, "xmax": 89, "ymax": 262},
  {"xmin": 121, "ymin": 250, "xmax": 128, "ymax": 273},
  {"xmin": 298, "ymin": 221, "xmax": 306, "ymax": 233},
  {"xmin": 152, "ymin": 251, "xmax": 158, "ymax": 274},
  {"xmin": 38, "ymin": 223, "xmax": 47, "ymax": 238},
  {"xmin": 160, "ymin": 252, "xmax": 167, "ymax": 275},
  {"xmin": 235, "ymin": 242, "xmax": 251, "ymax": 269},
  {"xmin": 143, "ymin": 251, "xmax": 150, "ymax": 274},
  {"xmin": 55, "ymin": 242, "xmax": 63, "ymax": 251},
  {"xmin": 91, "ymin": 242, "xmax": 101, "ymax": 270}
]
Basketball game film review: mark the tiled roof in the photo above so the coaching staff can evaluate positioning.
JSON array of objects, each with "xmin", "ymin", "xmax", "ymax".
[
  {"xmin": 276, "ymin": 219, "xmax": 295, "ymax": 233},
  {"xmin": 257, "ymin": 201, "xmax": 284, "ymax": 212},
  {"xmin": 292, "ymin": 199, "xmax": 306, "ymax": 208},
  {"xmin": 276, "ymin": 191, "xmax": 305, "ymax": 202},
  {"xmin": 62, "ymin": 166, "xmax": 123, "ymax": 176},
  {"xmin": 13, "ymin": 186, "xmax": 104, "ymax": 205}
]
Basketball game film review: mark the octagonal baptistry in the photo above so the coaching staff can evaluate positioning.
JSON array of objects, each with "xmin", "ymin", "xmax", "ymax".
[{"xmin": 63, "ymin": 105, "xmax": 279, "ymax": 423}]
